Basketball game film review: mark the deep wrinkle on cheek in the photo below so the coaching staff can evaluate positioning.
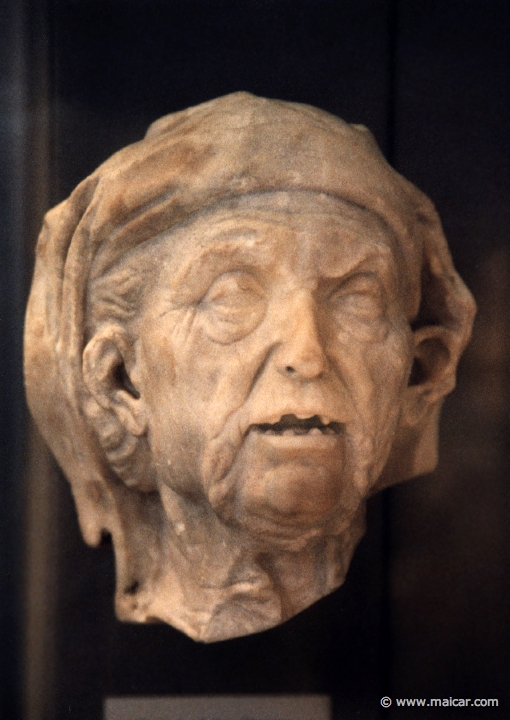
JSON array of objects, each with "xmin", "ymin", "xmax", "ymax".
[
  {"xmin": 324, "ymin": 320, "xmax": 409, "ymax": 431},
  {"xmin": 139, "ymin": 307, "xmax": 197, "ymax": 398},
  {"xmin": 200, "ymin": 329, "xmax": 271, "ymax": 424},
  {"xmin": 363, "ymin": 332, "xmax": 414, "ymax": 432},
  {"xmin": 183, "ymin": 349, "xmax": 253, "ymax": 445}
]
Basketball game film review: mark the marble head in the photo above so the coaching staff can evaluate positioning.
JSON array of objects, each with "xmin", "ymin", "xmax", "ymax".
[{"xmin": 24, "ymin": 93, "xmax": 475, "ymax": 641}]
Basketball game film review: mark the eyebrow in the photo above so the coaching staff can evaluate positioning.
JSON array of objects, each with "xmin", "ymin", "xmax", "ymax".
[
  {"xmin": 169, "ymin": 229, "xmax": 277, "ymax": 290},
  {"xmin": 318, "ymin": 241, "xmax": 397, "ymax": 278}
]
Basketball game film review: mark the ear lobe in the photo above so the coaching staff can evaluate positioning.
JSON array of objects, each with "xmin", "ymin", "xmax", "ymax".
[
  {"xmin": 400, "ymin": 325, "xmax": 457, "ymax": 428},
  {"xmin": 82, "ymin": 327, "xmax": 147, "ymax": 437}
]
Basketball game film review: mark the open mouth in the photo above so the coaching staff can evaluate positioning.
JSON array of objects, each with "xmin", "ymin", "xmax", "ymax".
[{"xmin": 249, "ymin": 414, "xmax": 342, "ymax": 437}]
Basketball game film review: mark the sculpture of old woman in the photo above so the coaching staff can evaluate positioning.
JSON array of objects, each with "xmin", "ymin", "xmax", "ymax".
[{"xmin": 24, "ymin": 93, "xmax": 475, "ymax": 642}]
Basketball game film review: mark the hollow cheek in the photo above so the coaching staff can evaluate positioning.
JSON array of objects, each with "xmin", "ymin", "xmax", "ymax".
[
  {"xmin": 136, "ymin": 305, "xmax": 196, "ymax": 393},
  {"xmin": 136, "ymin": 321, "xmax": 204, "ymax": 471},
  {"xmin": 137, "ymin": 324, "xmax": 176, "ymax": 404},
  {"xmin": 330, "ymin": 324, "xmax": 412, "ymax": 435},
  {"xmin": 136, "ymin": 343, "xmax": 180, "ymax": 461},
  {"xmin": 362, "ymin": 325, "xmax": 413, "ymax": 431},
  {"xmin": 147, "ymin": 331, "xmax": 245, "ymax": 454}
]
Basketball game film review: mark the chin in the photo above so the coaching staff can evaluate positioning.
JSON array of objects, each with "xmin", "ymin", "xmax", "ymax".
[{"xmin": 206, "ymin": 427, "xmax": 362, "ymax": 550}]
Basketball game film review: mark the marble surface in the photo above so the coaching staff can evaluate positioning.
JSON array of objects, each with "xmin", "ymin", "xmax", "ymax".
[{"xmin": 24, "ymin": 93, "xmax": 475, "ymax": 641}]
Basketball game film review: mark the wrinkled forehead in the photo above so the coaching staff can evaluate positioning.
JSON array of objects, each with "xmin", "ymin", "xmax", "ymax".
[
  {"xmin": 151, "ymin": 190, "xmax": 415, "ymax": 297},
  {"xmin": 151, "ymin": 191, "xmax": 399, "ymax": 271},
  {"xmin": 89, "ymin": 190, "xmax": 423, "ymax": 322}
]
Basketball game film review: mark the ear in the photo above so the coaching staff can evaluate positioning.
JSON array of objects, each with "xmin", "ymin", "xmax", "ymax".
[
  {"xmin": 83, "ymin": 325, "xmax": 147, "ymax": 435},
  {"xmin": 82, "ymin": 325, "xmax": 157, "ymax": 491},
  {"xmin": 401, "ymin": 324, "xmax": 457, "ymax": 427},
  {"xmin": 374, "ymin": 323, "xmax": 459, "ymax": 491}
]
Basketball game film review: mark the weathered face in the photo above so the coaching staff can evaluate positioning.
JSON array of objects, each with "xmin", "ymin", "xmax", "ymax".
[{"xmin": 134, "ymin": 192, "xmax": 415, "ymax": 547}]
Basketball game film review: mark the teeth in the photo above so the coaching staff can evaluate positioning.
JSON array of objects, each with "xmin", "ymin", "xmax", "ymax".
[
  {"xmin": 251, "ymin": 417, "xmax": 341, "ymax": 437},
  {"xmin": 260, "ymin": 426, "xmax": 336, "ymax": 437}
]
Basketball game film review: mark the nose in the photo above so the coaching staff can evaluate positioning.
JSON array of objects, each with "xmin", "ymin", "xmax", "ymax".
[{"xmin": 275, "ymin": 292, "xmax": 328, "ymax": 381}]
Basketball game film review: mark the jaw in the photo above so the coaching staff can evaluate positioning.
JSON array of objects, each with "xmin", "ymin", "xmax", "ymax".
[
  {"xmin": 154, "ymin": 450, "xmax": 369, "ymax": 641},
  {"xmin": 203, "ymin": 419, "xmax": 365, "ymax": 551},
  {"xmin": 152, "ymin": 415, "xmax": 371, "ymax": 639},
  {"xmin": 129, "ymin": 497, "xmax": 368, "ymax": 642}
]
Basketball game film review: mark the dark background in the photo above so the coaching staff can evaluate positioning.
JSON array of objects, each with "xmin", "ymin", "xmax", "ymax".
[{"xmin": 1, "ymin": 1, "xmax": 509, "ymax": 719}]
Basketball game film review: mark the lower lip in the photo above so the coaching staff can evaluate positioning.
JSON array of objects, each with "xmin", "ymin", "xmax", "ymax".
[
  {"xmin": 247, "ymin": 430, "xmax": 342, "ymax": 457},
  {"xmin": 259, "ymin": 432, "xmax": 339, "ymax": 447}
]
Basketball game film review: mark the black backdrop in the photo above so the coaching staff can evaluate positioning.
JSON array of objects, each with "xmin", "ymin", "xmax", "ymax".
[{"xmin": 1, "ymin": 1, "xmax": 509, "ymax": 719}]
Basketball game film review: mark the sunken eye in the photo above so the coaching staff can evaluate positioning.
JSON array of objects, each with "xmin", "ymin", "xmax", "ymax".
[
  {"xmin": 328, "ymin": 273, "xmax": 388, "ymax": 340},
  {"xmin": 199, "ymin": 270, "xmax": 266, "ymax": 343},
  {"xmin": 329, "ymin": 273, "xmax": 384, "ymax": 317}
]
